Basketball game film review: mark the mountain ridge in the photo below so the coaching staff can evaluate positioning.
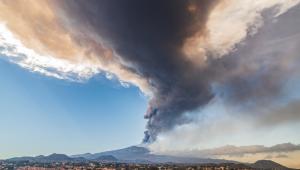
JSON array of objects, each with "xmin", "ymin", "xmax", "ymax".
[
  {"xmin": 250, "ymin": 160, "xmax": 293, "ymax": 170},
  {"xmin": 71, "ymin": 146, "xmax": 232, "ymax": 164},
  {"xmin": 6, "ymin": 146, "xmax": 297, "ymax": 169}
]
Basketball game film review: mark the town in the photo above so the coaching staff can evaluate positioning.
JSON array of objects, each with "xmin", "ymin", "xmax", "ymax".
[{"xmin": 0, "ymin": 161, "xmax": 257, "ymax": 170}]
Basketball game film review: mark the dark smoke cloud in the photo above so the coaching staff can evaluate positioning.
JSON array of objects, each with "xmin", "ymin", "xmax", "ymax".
[
  {"xmin": 51, "ymin": 1, "xmax": 300, "ymax": 143},
  {"xmin": 54, "ymin": 0, "xmax": 219, "ymax": 142}
]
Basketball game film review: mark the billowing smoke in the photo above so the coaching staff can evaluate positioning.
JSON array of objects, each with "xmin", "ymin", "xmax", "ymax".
[
  {"xmin": 54, "ymin": 0, "xmax": 300, "ymax": 142},
  {"xmin": 54, "ymin": 0, "xmax": 219, "ymax": 142},
  {"xmin": 1, "ymin": 0, "xmax": 300, "ymax": 143}
]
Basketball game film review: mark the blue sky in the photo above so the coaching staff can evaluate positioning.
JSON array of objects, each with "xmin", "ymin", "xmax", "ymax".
[{"xmin": 0, "ymin": 58, "xmax": 147, "ymax": 158}]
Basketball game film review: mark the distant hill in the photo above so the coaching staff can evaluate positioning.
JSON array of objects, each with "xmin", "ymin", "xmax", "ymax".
[
  {"xmin": 7, "ymin": 153, "xmax": 83, "ymax": 163},
  {"xmin": 94, "ymin": 155, "xmax": 118, "ymax": 162},
  {"xmin": 250, "ymin": 160, "xmax": 292, "ymax": 170},
  {"xmin": 7, "ymin": 156, "xmax": 35, "ymax": 162},
  {"xmin": 43, "ymin": 153, "xmax": 72, "ymax": 162}
]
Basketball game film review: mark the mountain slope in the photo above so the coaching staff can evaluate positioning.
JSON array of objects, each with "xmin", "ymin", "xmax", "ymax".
[
  {"xmin": 251, "ymin": 160, "xmax": 291, "ymax": 170},
  {"xmin": 72, "ymin": 146, "xmax": 233, "ymax": 164},
  {"xmin": 94, "ymin": 155, "xmax": 118, "ymax": 162}
]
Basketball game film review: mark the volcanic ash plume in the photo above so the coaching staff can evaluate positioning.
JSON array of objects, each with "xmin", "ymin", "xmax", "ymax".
[{"xmin": 0, "ymin": 0, "xmax": 300, "ymax": 143}]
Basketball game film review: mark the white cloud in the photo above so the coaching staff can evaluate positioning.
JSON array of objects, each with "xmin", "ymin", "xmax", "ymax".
[
  {"xmin": 0, "ymin": 22, "xmax": 152, "ymax": 96},
  {"xmin": 0, "ymin": 23, "xmax": 101, "ymax": 81}
]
